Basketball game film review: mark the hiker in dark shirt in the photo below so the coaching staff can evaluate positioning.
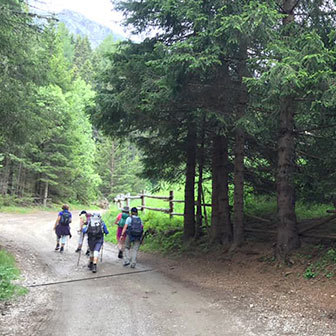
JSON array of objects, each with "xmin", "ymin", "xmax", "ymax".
[
  {"xmin": 83, "ymin": 213, "xmax": 109, "ymax": 273},
  {"xmin": 53, "ymin": 204, "xmax": 72, "ymax": 253},
  {"xmin": 121, "ymin": 207, "xmax": 143, "ymax": 268}
]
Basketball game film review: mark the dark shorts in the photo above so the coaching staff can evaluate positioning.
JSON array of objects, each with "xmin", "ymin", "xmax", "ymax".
[{"xmin": 88, "ymin": 236, "xmax": 103, "ymax": 252}]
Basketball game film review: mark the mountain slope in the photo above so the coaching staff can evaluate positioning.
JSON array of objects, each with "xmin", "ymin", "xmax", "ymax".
[{"xmin": 57, "ymin": 9, "xmax": 124, "ymax": 48}]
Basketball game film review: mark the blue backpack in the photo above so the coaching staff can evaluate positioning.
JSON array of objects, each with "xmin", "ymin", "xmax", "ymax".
[
  {"xmin": 60, "ymin": 211, "xmax": 71, "ymax": 226},
  {"xmin": 129, "ymin": 217, "xmax": 143, "ymax": 239}
]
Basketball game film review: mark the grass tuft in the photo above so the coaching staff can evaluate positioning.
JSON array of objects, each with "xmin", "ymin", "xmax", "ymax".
[{"xmin": 0, "ymin": 250, "xmax": 28, "ymax": 301}]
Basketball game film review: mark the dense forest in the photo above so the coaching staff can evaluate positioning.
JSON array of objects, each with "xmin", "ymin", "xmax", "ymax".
[
  {"xmin": 0, "ymin": 0, "xmax": 146, "ymax": 206},
  {"xmin": 2, "ymin": 0, "xmax": 336, "ymax": 260}
]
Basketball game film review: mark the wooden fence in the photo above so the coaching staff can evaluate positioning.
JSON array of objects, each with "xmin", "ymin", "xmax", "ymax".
[
  {"xmin": 114, "ymin": 192, "xmax": 336, "ymax": 241},
  {"xmin": 114, "ymin": 191, "xmax": 184, "ymax": 218}
]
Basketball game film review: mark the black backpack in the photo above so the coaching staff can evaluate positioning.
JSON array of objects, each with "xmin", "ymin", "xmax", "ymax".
[
  {"xmin": 87, "ymin": 213, "xmax": 104, "ymax": 238},
  {"xmin": 59, "ymin": 211, "xmax": 71, "ymax": 226},
  {"xmin": 129, "ymin": 217, "xmax": 143, "ymax": 239}
]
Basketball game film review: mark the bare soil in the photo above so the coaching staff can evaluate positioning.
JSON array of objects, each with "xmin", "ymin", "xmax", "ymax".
[{"xmin": 140, "ymin": 242, "xmax": 336, "ymax": 331}]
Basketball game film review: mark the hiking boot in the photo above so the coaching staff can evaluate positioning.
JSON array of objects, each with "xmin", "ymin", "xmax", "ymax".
[
  {"xmin": 60, "ymin": 246, "xmax": 64, "ymax": 253},
  {"xmin": 92, "ymin": 264, "xmax": 97, "ymax": 273},
  {"xmin": 118, "ymin": 250, "xmax": 123, "ymax": 259},
  {"xmin": 123, "ymin": 262, "xmax": 130, "ymax": 267},
  {"xmin": 75, "ymin": 247, "xmax": 81, "ymax": 253},
  {"xmin": 88, "ymin": 261, "xmax": 93, "ymax": 270},
  {"xmin": 85, "ymin": 250, "xmax": 90, "ymax": 256},
  {"xmin": 130, "ymin": 263, "xmax": 136, "ymax": 268},
  {"xmin": 55, "ymin": 244, "xmax": 60, "ymax": 251}
]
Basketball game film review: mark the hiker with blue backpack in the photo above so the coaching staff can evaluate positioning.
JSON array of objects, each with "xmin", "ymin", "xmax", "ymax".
[
  {"xmin": 114, "ymin": 206, "xmax": 130, "ymax": 259},
  {"xmin": 83, "ymin": 212, "xmax": 109, "ymax": 273},
  {"xmin": 53, "ymin": 204, "xmax": 72, "ymax": 253},
  {"xmin": 120, "ymin": 207, "xmax": 143, "ymax": 268}
]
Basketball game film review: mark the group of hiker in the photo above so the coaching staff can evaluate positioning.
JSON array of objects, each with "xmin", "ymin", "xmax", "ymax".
[{"xmin": 53, "ymin": 205, "xmax": 143, "ymax": 273}]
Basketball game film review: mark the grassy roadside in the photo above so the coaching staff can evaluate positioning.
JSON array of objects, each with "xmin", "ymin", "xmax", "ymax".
[{"xmin": 0, "ymin": 249, "xmax": 28, "ymax": 301}]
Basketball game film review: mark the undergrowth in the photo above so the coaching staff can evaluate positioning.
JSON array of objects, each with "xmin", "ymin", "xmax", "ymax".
[
  {"xmin": 299, "ymin": 245, "xmax": 336, "ymax": 279},
  {"xmin": 0, "ymin": 250, "xmax": 27, "ymax": 301}
]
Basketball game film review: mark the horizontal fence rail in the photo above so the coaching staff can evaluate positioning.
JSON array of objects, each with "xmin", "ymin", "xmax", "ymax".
[
  {"xmin": 114, "ymin": 191, "xmax": 213, "ymax": 218},
  {"xmin": 114, "ymin": 191, "xmax": 185, "ymax": 218}
]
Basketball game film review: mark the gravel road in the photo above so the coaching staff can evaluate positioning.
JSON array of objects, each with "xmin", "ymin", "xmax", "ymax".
[{"xmin": 0, "ymin": 211, "xmax": 335, "ymax": 336}]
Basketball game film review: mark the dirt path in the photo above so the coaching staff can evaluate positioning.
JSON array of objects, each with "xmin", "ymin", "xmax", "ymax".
[{"xmin": 0, "ymin": 211, "xmax": 335, "ymax": 336}]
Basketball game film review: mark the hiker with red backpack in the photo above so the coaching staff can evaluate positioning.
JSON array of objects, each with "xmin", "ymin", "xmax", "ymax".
[
  {"xmin": 121, "ymin": 207, "xmax": 143, "ymax": 268},
  {"xmin": 83, "ymin": 212, "xmax": 109, "ymax": 273},
  {"xmin": 114, "ymin": 206, "xmax": 130, "ymax": 259},
  {"xmin": 53, "ymin": 204, "xmax": 72, "ymax": 253}
]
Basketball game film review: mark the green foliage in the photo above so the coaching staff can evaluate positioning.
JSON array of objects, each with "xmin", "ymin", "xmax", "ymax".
[
  {"xmin": 95, "ymin": 138, "xmax": 149, "ymax": 200},
  {"xmin": 0, "ymin": 250, "xmax": 27, "ymax": 301},
  {"xmin": 303, "ymin": 247, "xmax": 336, "ymax": 279}
]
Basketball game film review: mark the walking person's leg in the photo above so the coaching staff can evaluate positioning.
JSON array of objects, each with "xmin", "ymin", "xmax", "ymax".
[
  {"xmin": 91, "ymin": 240, "xmax": 103, "ymax": 273},
  {"xmin": 55, "ymin": 235, "xmax": 60, "ymax": 250},
  {"xmin": 76, "ymin": 231, "xmax": 84, "ymax": 252},
  {"xmin": 87, "ymin": 237, "xmax": 94, "ymax": 269},
  {"xmin": 130, "ymin": 240, "xmax": 141, "ymax": 268},
  {"xmin": 60, "ymin": 235, "xmax": 66, "ymax": 252},
  {"xmin": 117, "ymin": 227, "xmax": 123, "ymax": 258},
  {"xmin": 123, "ymin": 236, "xmax": 131, "ymax": 266},
  {"xmin": 85, "ymin": 233, "xmax": 90, "ymax": 256},
  {"xmin": 88, "ymin": 250, "xmax": 94, "ymax": 270}
]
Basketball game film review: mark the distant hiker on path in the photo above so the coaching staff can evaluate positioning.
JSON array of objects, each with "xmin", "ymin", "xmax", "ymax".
[
  {"xmin": 121, "ymin": 207, "xmax": 143, "ymax": 268},
  {"xmin": 114, "ymin": 206, "xmax": 130, "ymax": 259},
  {"xmin": 75, "ymin": 210, "xmax": 91, "ymax": 255},
  {"xmin": 83, "ymin": 213, "xmax": 109, "ymax": 273},
  {"xmin": 53, "ymin": 204, "xmax": 72, "ymax": 253}
]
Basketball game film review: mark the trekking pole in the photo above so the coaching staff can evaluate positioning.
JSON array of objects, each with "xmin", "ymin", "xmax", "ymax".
[
  {"xmin": 100, "ymin": 244, "xmax": 104, "ymax": 263},
  {"xmin": 77, "ymin": 248, "xmax": 82, "ymax": 267}
]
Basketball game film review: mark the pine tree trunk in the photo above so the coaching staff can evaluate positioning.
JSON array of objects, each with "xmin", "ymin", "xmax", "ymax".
[
  {"xmin": 211, "ymin": 135, "xmax": 232, "ymax": 244},
  {"xmin": 110, "ymin": 141, "xmax": 115, "ymax": 194},
  {"xmin": 195, "ymin": 162, "xmax": 203, "ymax": 239},
  {"xmin": 1, "ymin": 156, "xmax": 10, "ymax": 195},
  {"xmin": 43, "ymin": 181, "xmax": 49, "ymax": 207},
  {"xmin": 195, "ymin": 122, "xmax": 205, "ymax": 239},
  {"xmin": 183, "ymin": 125, "xmax": 196, "ymax": 240},
  {"xmin": 7, "ymin": 161, "xmax": 14, "ymax": 195},
  {"xmin": 276, "ymin": 98, "xmax": 300, "ymax": 258},
  {"xmin": 232, "ymin": 126, "xmax": 245, "ymax": 247},
  {"xmin": 232, "ymin": 43, "xmax": 248, "ymax": 249},
  {"xmin": 16, "ymin": 162, "xmax": 22, "ymax": 197},
  {"xmin": 275, "ymin": 0, "xmax": 300, "ymax": 259}
]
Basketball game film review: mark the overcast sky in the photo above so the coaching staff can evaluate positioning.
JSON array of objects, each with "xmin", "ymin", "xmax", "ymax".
[{"xmin": 30, "ymin": 0, "xmax": 128, "ymax": 37}]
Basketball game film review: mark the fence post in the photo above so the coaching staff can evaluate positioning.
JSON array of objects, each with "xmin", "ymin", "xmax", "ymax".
[
  {"xmin": 169, "ymin": 190, "xmax": 174, "ymax": 219},
  {"xmin": 141, "ymin": 190, "xmax": 145, "ymax": 213},
  {"xmin": 126, "ymin": 193, "xmax": 130, "ymax": 208}
]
